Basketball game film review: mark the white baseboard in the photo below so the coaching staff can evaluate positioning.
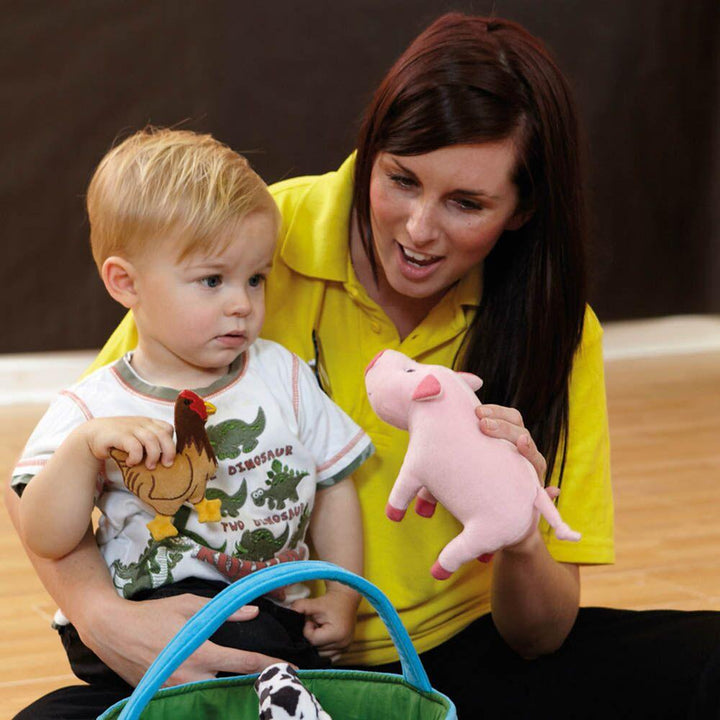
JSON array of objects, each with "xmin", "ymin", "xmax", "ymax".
[
  {"xmin": 0, "ymin": 315, "xmax": 719, "ymax": 405},
  {"xmin": 0, "ymin": 350, "xmax": 96, "ymax": 406},
  {"xmin": 602, "ymin": 315, "xmax": 720, "ymax": 360}
]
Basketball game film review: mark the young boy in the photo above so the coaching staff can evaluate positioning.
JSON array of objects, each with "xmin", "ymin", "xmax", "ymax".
[{"xmin": 12, "ymin": 128, "xmax": 372, "ymax": 683}]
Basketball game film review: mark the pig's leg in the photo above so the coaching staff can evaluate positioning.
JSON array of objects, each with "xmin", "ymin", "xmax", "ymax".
[
  {"xmin": 415, "ymin": 487, "xmax": 437, "ymax": 517},
  {"xmin": 432, "ymin": 524, "xmax": 493, "ymax": 580},
  {"xmin": 386, "ymin": 462, "xmax": 422, "ymax": 521},
  {"xmin": 534, "ymin": 488, "xmax": 581, "ymax": 541}
]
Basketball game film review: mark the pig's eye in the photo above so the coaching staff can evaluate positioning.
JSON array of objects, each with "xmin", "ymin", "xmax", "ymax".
[{"xmin": 405, "ymin": 368, "xmax": 416, "ymax": 373}]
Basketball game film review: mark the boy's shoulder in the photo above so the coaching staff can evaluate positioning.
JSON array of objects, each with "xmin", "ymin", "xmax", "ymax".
[
  {"xmin": 250, "ymin": 338, "xmax": 302, "ymax": 371},
  {"xmin": 56, "ymin": 356, "xmax": 129, "ymax": 413}
]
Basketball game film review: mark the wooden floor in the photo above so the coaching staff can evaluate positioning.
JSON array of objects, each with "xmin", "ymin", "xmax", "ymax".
[{"xmin": 1, "ymin": 350, "xmax": 720, "ymax": 716}]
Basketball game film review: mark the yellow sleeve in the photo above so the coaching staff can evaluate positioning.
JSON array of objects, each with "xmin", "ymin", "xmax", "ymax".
[
  {"xmin": 541, "ymin": 306, "xmax": 615, "ymax": 564},
  {"xmin": 84, "ymin": 311, "xmax": 139, "ymax": 377}
]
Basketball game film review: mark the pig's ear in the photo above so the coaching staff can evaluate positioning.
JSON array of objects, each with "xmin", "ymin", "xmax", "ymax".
[
  {"xmin": 456, "ymin": 372, "xmax": 483, "ymax": 392},
  {"xmin": 412, "ymin": 374, "xmax": 442, "ymax": 401}
]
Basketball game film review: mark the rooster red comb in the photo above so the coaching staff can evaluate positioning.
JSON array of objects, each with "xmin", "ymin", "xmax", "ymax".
[{"xmin": 177, "ymin": 389, "xmax": 210, "ymax": 421}]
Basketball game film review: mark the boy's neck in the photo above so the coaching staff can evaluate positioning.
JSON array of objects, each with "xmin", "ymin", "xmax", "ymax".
[{"xmin": 129, "ymin": 343, "xmax": 236, "ymax": 390}]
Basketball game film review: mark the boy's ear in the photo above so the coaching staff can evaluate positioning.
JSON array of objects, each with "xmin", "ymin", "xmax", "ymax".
[{"xmin": 101, "ymin": 256, "xmax": 139, "ymax": 309}]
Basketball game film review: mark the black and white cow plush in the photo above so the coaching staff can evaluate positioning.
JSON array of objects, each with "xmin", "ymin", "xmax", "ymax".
[{"xmin": 254, "ymin": 662, "xmax": 332, "ymax": 720}]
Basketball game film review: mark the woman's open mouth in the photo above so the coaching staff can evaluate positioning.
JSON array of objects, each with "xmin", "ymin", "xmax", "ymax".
[{"xmin": 396, "ymin": 242, "xmax": 443, "ymax": 279}]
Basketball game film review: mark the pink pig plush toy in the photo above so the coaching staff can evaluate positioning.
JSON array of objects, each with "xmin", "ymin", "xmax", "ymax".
[{"xmin": 364, "ymin": 349, "xmax": 581, "ymax": 580}]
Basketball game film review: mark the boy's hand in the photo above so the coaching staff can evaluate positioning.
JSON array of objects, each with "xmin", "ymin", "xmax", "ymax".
[
  {"xmin": 291, "ymin": 586, "xmax": 360, "ymax": 662},
  {"xmin": 80, "ymin": 416, "xmax": 176, "ymax": 469}
]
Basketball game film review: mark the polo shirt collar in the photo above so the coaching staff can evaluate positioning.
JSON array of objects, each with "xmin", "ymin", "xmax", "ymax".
[{"xmin": 279, "ymin": 154, "xmax": 356, "ymax": 282}]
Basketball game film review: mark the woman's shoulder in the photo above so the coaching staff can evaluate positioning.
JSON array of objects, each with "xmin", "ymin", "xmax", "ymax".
[
  {"xmin": 269, "ymin": 154, "xmax": 356, "ymax": 219},
  {"xmin": 580, "ymin": 305, "xmax": 603, "ymax": 349}
]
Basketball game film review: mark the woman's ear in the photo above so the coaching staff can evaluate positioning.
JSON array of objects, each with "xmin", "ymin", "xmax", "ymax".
[
  {"xmin": 505, "ymin": 208, "xmax": 533, "ymax": 232},
  {"xmin": 101, "ymin": 256, "xmax": 139, "ymax": 309}
]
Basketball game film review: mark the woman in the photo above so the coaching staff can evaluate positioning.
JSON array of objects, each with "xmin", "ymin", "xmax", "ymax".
[{"xmin": 8, "ymin": 13, "xmax": 720, "ymax": 719}]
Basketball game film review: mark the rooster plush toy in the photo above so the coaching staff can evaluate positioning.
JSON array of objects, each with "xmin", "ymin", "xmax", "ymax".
[
  {"xmin": 364, "ymin": 349, "xmax": 581, "ymax": 579},
  {"xmin": 109, "ymin": 389, "xmax": 222, "ymax": 541}
]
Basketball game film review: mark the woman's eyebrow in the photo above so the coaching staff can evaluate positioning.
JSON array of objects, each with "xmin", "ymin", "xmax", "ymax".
[{"xmin": 391, "ymin": 157, "xmax": 501, "ymax": 200}]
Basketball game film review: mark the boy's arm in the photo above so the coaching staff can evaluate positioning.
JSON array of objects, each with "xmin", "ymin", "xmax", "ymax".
[
  {"xmin": 292, "ymin": 478, "xmax": 363, "ymax": 658},
  {"xmin": 20, "ymin": 428, "xmax": 103, "ymax": 558},
  {"xmin": 19, "ymin": 416, "xmax": 176, "ymax": 559}
]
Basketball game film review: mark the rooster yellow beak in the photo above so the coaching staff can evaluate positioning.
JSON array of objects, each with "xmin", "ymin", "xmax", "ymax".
[{"xmin": 204, "ymin": 401, "xmax": 217, "ymax": 416}]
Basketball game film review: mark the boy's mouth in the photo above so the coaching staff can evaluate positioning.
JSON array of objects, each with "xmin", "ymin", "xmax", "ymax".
[{"xmin": 216, "ymin": 331, "xmax": 247, "ymax": 347}]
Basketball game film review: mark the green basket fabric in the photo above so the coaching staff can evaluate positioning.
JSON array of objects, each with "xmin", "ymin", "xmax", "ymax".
[{"xmin": 99, "ymin": 670, "xmax": 453, "ymax": 720}]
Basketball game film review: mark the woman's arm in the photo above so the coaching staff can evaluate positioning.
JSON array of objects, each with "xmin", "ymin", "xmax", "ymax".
[
  {"xmin": 5, "ymin": 478, "xmax": 281, "ymax": 686},
  {"xmin": 476, "ymin": 405, "xmax": 581, "ymax": 658}
]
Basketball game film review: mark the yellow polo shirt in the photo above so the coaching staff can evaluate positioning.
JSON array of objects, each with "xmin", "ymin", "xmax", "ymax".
[{"xmin": 89, "ymin": 154, "xmax": 614, "ymax": 666}]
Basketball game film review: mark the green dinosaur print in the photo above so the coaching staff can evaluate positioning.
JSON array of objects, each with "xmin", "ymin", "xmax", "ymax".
[
  {"xmin": 251, "ymin": 460, "xmax": 308, "ymax": 510},
  {"xmin": 289, "ymin": 504, "xmax": 312, "ymax": 549},
  {"xmin": 111, "ymin": 536, "xmax": 194, "ymax": 599},
  {"xmin": 206, "ymin": 478, "xmax": 248, "ymax": 517},
  {"xmin": 206, "ymin": 408, "xmax": 266, "ymax": 460},
  {"xmin": 235, "ymin": 524, "xmax": 290, "ymax": 562}
]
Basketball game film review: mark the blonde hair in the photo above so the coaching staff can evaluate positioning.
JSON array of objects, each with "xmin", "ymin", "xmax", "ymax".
[{"xmin": 87, "ymin": 127, "xmax": 277, "ymax": 269}]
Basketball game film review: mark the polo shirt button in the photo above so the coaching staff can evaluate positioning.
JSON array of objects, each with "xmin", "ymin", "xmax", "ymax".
[{"xmin": 371, "ymin": 322, "xmax": 381, "ymax": 333}]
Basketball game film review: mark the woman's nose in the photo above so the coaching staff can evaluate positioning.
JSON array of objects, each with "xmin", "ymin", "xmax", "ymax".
[{"xmin": 405, "ymin": 200, "xmax": 439, "ymax": 245}]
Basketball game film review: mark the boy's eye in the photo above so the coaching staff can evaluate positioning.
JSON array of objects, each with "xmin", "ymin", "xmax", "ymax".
[
  {"xmin": 248, "ymin": 274, "xmax": 265, "ymax": 288},
  {"xmin": 201, "ymin": 275, "xmax": 222, "ymax": 288}
]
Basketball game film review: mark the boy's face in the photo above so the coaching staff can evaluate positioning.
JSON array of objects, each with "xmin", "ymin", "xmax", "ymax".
[{"xmin": 131, "ymin": 210, "xmax": 277, "ymax": 380}]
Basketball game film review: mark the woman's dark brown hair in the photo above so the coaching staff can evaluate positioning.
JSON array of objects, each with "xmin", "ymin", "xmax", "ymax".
[{"xmin": 353, "ymin": 13, "xmax": 587, "ymax": 485}]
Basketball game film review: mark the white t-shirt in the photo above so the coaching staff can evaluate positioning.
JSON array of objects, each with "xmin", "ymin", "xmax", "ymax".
[{"xmin": 13, "ymin": 339, "xmax": 373, "ymax": 611}]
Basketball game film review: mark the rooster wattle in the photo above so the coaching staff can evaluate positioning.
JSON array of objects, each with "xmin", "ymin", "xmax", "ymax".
[{"xmin": 109, "ymin": 389, "xmax": 222, "ymax": 541}]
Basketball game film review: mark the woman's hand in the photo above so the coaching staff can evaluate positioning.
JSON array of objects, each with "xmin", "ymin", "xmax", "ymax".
[
  {"xmin": 473, "ymin": 404, "xmax": 580, "ymax": 657},
  {"xmin": 475, "ymin": 404, "xmax": 547, "ymax": 483},
  {"xmin": 75, "ymin": 592, "xmax": 282, "ymax": 687}
]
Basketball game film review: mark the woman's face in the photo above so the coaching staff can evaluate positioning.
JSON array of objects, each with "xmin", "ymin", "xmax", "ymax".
[{"xmin": 368, "ymin": 140, "xmax": 525, "ymax": 301}]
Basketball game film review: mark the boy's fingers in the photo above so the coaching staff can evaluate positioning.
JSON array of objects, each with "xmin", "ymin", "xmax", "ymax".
[{"xmin": 123, "ymin": 438, "xmax": 145, "ymax": 466}]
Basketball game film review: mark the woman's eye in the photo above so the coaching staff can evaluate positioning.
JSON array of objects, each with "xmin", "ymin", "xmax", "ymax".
[
  {"xmin": 452, "ymin": 197, "xmax": 483, "ymax": 212},
  {"xmin": 200, "ymin": 275, "xmax": 222, "ymax": 288},
  {"xmin": 389, "ymin": 173, "xmax": 416, "ymax": 189},
  {"xmin": 248, "ymin": 274, "xmax": 265, "ymax": 288}
]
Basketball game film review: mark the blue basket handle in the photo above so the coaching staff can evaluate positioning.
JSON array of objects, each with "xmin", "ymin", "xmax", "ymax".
[{"xmin": 115, "ymin": 561, "xmax": 432, "ymax": 719}]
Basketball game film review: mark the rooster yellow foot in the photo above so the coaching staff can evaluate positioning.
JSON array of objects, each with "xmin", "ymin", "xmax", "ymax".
[
  {"xmin": 194, "ymin": 497, "xmax": 222, "ymax": 523},
  {"xmin": 147, "ymin": 515, "xmax": 178, "ymax": 541}
]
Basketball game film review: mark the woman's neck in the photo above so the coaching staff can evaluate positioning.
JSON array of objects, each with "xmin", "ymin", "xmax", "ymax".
[{"xmin": 349, "ymin": 219, "xmax": 443, "ymax": 341}]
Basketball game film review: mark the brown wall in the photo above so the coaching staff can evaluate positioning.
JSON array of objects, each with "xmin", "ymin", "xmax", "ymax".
[{"xmin": 2, "ymin": 1, "xmax": 718, "ymax": 353}]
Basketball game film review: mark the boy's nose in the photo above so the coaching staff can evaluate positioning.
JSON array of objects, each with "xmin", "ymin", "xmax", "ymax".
[{"xmin": 225, "ymin": 292, "xmax": 252, "ymax": 316}]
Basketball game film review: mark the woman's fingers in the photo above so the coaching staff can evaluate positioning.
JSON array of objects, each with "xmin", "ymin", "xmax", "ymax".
[
  {"xmin": 475, "ymin": 404, "xmax": 547, "ymax": 482},
  {"xmin": 517, "ymin": 432, "xmax": 548, "ymax": 482},
  {"xmin": 204, "ymin": 644, "xmax": 284, "ymax": 678}
]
